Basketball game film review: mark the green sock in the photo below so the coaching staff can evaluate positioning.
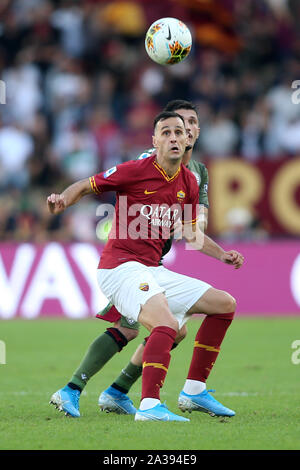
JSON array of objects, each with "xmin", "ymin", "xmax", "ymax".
[
  {"xmin": 112, "ymin": 361, "xmax": 143, "ymax": 393},
  {"xmin": 70, "ymin": 333, "xmax": 120, "ymax": 390}
]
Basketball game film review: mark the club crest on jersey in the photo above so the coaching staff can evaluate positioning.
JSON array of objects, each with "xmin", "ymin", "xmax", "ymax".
[
  {"xmin": 177, "ymin": 190, "xmax": 185, "ymax": 200},
  {"xmin": 139, "ymin": 283, "xmax": 149, "ymax": 291},
  {"xmin": 103, "ymin": 166, "xmax": 117, "ymax": 178}
]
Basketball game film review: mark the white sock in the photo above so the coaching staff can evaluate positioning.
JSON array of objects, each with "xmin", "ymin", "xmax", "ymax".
[
  {"xmin": 183, "ymin": 379, "xmax": 206, "ymax": 395},
  {"xmin": 139, "ymin": 398, "xmax": 160, "ymax": 410}
]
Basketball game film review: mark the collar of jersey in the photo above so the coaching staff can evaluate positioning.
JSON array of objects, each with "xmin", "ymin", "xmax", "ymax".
[{"xmin": 153, "ymin": 159, "xmax": 181, "ymax": 182}]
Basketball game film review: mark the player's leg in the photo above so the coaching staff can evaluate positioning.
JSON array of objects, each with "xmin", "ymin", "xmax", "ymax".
[
  {"xmin": 49, "ymin": 309, "xmax": 139, "ymax": 418},
  {"xmin": 113, "ymin": 325, "xmax": 186, "ymax": 392},
  {"xmin": 97, "ymin": 316, "xmax": 141, "ymax": 415},
  {"xmin": 69, "ymin": 319, "xmax": 139, "ymax": 389},
  {"xmin": 97, "ymin": 262, "xmax": 189, "ymax": 422},
  {"xmin": 178, "ymin": 287, "xmax": 236, "ymax": 417},
  {"xmin": 153, "ymin": 266, "xmax": 236, "ymax": 417},
  {"xmin": 99, "ymin": 325, "xmax": 187, "ymax": 414},
  {"xmin": 134, "ymin": 292, "xmax": 189, "ymax": 422}
]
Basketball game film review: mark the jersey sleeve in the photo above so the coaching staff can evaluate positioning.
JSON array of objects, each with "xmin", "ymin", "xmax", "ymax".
[
  {"xmin": 135, "ymin": 148, "xmax": 155, "ymax": 161},
  {"xmin": 198, "ymin": 165, "xmax": 209, "ymax": 207},
  {"xmin": 89, "ymin": 161, "xmax": 134, "ymax": 195}
]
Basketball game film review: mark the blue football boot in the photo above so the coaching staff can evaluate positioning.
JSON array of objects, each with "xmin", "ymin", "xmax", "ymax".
[
  {"xmin": 178, "ymin": 389, "xmax": 235, "ymax": 417},
  {"xmin": 50, "ymin": 385, "xmax": 80, "ymax": 418},
  {"xmin": 135, "ymin": 402, "xmax": 190, "ymax": 422},
  {"xmin": 98, "ymin": 386, "xmax": 136, "ymax": 415}
]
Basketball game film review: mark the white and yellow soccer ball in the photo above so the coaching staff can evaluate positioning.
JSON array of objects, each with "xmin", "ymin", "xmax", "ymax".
[{"xmin": 145, "ymin": 17, "xmax": 192, "ymax": 65}]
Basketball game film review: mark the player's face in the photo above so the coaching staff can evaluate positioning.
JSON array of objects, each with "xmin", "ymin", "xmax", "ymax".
[
  {"xmin": 175, "ymin": 108, "xmax": 200, "ymax": 151},
  {"xmin": 153, "ymin": 117, "xmax": 188, "ymax": 161}
]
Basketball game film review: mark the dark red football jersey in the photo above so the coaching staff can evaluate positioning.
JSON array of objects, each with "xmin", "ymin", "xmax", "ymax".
[{"xmin": 90, "ymin": 155, "xmax": 199, "ymax": 268}]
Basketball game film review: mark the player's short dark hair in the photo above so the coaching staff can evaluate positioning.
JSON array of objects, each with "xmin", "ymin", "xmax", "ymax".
[
  {"xmin": 164, "ymin": 100, "xmax": 199, "ymax": 120},
  {"xmin": 153, "ymin": 111, "xmax": 185, "ymax": 130}
]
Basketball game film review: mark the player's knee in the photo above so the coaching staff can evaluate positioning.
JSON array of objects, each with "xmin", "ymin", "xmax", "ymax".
[
  {"xmin": 140, "ymin": 293, "xmax": 179, "ymax": 333},
  {"xmin": 105, "ymin": 327, "xmax": 129, "ymax": 351},
  {"xmin": 151, "ymin": 317, "xmax": 178, "ymax": 333},
  {"xmin": 154, "ymin": 313, "xmax": 179, "ymax": 333},
  {"xmin": 222, "ymin": 293, "xmax": 236, "ymax": 313},
  {"xmin": 119, "ymin": 327, "xmax": 139, "ymax": 342},
  {"xmin": 165, "ymin": 316, "xmax": 179, "ymax": 333},
  {"xmin": 175, "ymin": 324, "xmax": 187, "ymax": 344},
  {"xmin": 160, "ymin": 300, "xmax": 179, "ymax": 332}
]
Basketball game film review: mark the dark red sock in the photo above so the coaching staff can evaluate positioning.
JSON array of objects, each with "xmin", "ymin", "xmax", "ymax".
[
  {"xmin": 141, "ymin": 326, "xmax": 177, "ymax": 400},
  {"xmin": 187, "ymin": 312, "xmax": 234, "ymax": 382}
]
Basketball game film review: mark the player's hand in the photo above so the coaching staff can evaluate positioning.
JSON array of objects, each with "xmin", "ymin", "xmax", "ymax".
[
  {"xmin": 221, "ymin": 250, "xmax": 244, "ymax": 269},
  {"xmin": 47, "ymin": 193, "xmax": 66, "ymax": 215}
]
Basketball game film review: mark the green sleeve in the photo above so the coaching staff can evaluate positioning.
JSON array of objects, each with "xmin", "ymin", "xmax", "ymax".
[
  {"xmin": 134, "ymin": 148, "xmax": 155, "ymax": 161},
  {"xmin": 187, "ymin": 160, "xmax": 209, "ymax": 207},
  {"xmin": 198, "ymin": 165, "xmax": 209, "ymax": 207}
]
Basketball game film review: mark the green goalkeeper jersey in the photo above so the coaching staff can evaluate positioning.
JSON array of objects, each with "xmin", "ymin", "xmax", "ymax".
[{"xmin": 137, "ymin": 149, "xmax": 209, "ymax": 261}]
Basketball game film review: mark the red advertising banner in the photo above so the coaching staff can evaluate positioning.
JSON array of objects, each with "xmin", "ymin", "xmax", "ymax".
[
  {"xmin": 0, "ymin": 241, "xmax": 299, "ymax": 318},
  {"xmin": 206, "ymin": 157, "xmax": 300, "ymax": 236}
]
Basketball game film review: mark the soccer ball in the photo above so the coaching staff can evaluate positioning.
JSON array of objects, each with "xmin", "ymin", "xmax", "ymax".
[{"xmin": 145, "ymin": 17, "xmax": 192, "ymax": 65}]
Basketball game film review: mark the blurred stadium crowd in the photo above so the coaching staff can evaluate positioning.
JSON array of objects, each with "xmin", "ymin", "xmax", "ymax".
[{"xmin": 0, "ymin": 0, "xmax": 299, "ymax": 242}]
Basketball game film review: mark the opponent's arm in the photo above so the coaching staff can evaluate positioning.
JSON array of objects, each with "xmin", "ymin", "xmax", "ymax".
[
  {"xmin": 183, "ymin": 171, "xmax": 243, "ymax": 268},
  {"xmin": 184, "ymin": 223, "xmax": 244, "ymax": 269},
  {"xmin": 198, "ymin": 164, "xmax": 209, "ymax": 232},
  {"xmin": 47, "ymin": 178, "xmax": 92, "ymax": 215}
]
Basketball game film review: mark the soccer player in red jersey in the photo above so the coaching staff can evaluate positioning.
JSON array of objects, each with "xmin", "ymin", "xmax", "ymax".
[
  {"xmin": 48, "ymin": 100, "xmax": 208, "ymax": 419},
  {"xmin": 48, "ymin": 111, "xmax": 244, "ymax": 421}
]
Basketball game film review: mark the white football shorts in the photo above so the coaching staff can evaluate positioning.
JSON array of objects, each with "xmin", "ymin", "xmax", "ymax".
[{"xmin": 97, "ymin": 261, "xmax": 211, "ymax": 329}]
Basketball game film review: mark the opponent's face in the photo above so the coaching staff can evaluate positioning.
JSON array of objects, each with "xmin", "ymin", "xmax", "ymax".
[
  {"xmin": 153, "ymin": 116, "xmax": 188, "ymax": 161},
  {"xmin": 175, "ymin": 108, "xmax": 200, "ymax": 151}
]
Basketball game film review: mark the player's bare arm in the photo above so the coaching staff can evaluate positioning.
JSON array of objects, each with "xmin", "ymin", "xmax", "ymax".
[
  {"xmin": 47, "ymin": 178, "xmax": 93, "ymax": 215},
  {"xmin": 184, "ymin": 223, "xmax": 244, "ymax": 269}
]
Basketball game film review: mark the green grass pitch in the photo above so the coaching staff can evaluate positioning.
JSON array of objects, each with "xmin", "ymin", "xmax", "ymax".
[{"xmin": 0, "ymin": 316, "xmax": 300, "ymax": 450}]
